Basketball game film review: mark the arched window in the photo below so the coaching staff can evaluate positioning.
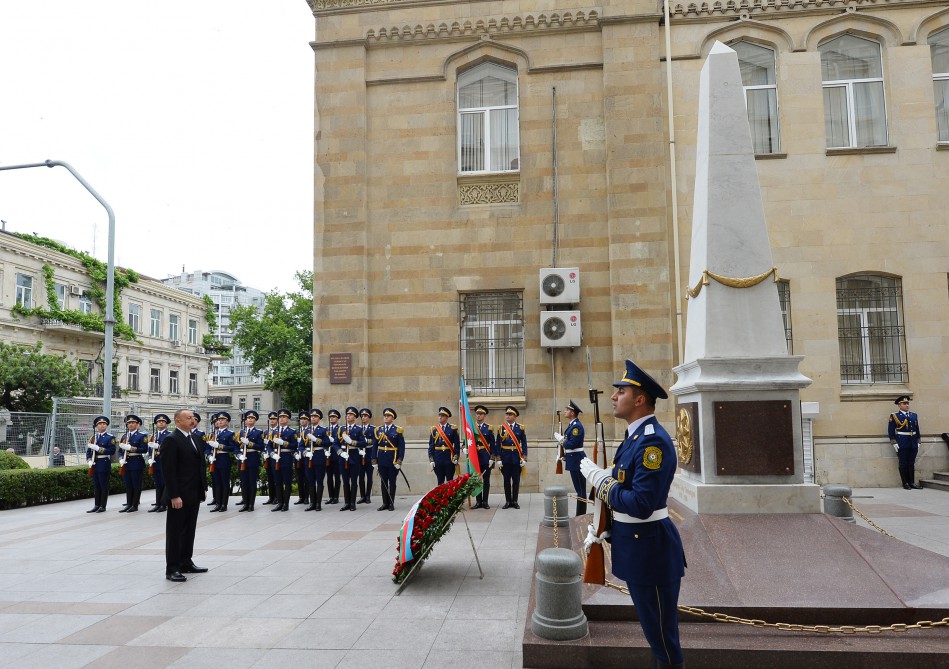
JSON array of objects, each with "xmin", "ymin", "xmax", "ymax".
[
  {"xmin": 457, "ymin": 62, "xmax": 520, "ymax": 173},
  {"xmin": 836, "ymin": 274, "xmax": 906, "ymax": 383},
  {"xmin": 819, "ymin": 35, "xmax": 888, "ymax": 148},
  {"xmin": 732, "ymin": 41, "xmax": 781, "ymax": 154},
  {"xmin": 928, "ymin": 28, "xmax": 949, "ymax": 143}
]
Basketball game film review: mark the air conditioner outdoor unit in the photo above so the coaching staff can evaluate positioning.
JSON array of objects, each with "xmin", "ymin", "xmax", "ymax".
[
  {"xmin": 69, "ymin": 285, "xmax": 83, "ymax": 296},
  {"xmin": 539, "ymin": 268, "xmax": 580, "ymax": 305},
  {"xmin": 540, "ymin": 310, "xmax": 582, "ymax": 348},
  {"xmin": 198, "ymin": 347, "xmax": 206, "ymax": 354},
  {"xmin": 171, "ymin": 340, "xmax": 181, "ymax": 348}
]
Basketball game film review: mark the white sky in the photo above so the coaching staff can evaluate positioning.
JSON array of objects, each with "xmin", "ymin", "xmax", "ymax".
[{"xmin": 0, "ymin": 1, "xmax": 314, "ymax": 294}]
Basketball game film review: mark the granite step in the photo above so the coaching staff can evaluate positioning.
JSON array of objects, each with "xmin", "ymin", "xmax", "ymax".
[
  {"xmin": 930, "ymin": 471, "xmax": 949, "ymax": 482},
  {"xmin": 920, "ymin": 476, "xmax": 949, "ymax": 491}
]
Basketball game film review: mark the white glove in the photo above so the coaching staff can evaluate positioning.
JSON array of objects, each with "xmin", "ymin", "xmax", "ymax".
[
  {"xmin": 342, "ymin": 433, "xmax": 353, "ymax": 445},
  {"xmin": 238, "ymin": 455, "xmax": 246, "ymax": 462},
  {"xmin": 119, "ymin": 458, "xmax": 126, "ymax": 466},
  {"xmin": 207, "ymin": 440, "xmax": 220, "ymax": 449},
  {"xmin": 554, "ymin": 432, "xmax": 564, "ymax": 442},
  {"xmin": 582, "ymin": 522, "xmax": 611, "ymax": 555},
  {"xmin": 429, "ymin": 462, "xmax": 435, "ymax": 471},
  {"xmin": 273, "ymin": 438, "xmax": 285, "ymax": 446},
  {"xmin": 240, "ymin": 437, "xmax": 251, "ymax": 446},
  {"xmin": 119, "ymin": 442, "xmax": 131, "ymax": 452},
  {"xmin": 87, "ymin": 459, "xmax": 94, "ymax": 467},
  {"xmin": 451, "ymin": 457, "xmax": 458, "ymax": 465},
  {"xmin": 207, "ymin": 455, "xmax": 213, "ymax": 464},
  {"xmin": 93, "ymin": 445, "xmax": 102, "ymax": 453},
  {"xmin": 269, "ymin": 451, "xmax": 277, "ymax": 459},
  {"xmin": 294, "ymin": 452, "xmax": 302, "ymax": 461},
  {"xmin": 340, "ymin": 450, "xmax": 349, "ymax": 461},
  {"xmin": 560, "ymin": 457, "xmax": 566, "ymax": 463},
  {"xmin": 580, "ymin": 457, "xmax": 609, "ymax": 489},
  {"xmin": 489, "ymin": 460, "xmax": 495, "ymax": 469},
  {"xmin": 324, "ymin": 448, "xmax": 331, "ymax": 458},
  {"xmin": 395, "ymin": 463, "xmax": 401, "ymax": 470},
  {"xmin": 370, "ymin": 462, "xmax": 376, "ymax": 469},
  {"xmin": 148, "ymin": 458, "xmax": 155, "ymax": 466},
  {"xmin": 520, "ymin": 459, "xmax": 526, "ymax": 468},
  {"xmin": 306, "ymin": 433, "xmax": 314, "ymax": 443},
  {"xmin": 358, "ymin": 449, "xmax": 366, "ymax": 457},
  {"xmin": 328, "ymin": 436, "xmax": 336, "ymax": 445},
  {"xmin": 304, "ymin": 450, "xmax": 313, "ymax": 458}
]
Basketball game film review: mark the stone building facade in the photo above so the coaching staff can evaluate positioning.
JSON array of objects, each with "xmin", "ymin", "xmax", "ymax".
[{"xmin": 306, "ymin": 0, "xmax": 949, "ymax": 489}]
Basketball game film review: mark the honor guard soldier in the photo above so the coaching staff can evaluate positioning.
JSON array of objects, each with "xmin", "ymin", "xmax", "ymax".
[
  {"xmin": 148, "ymin": 414, "xmax": 172, "ymax": 513},
  {"xmin": 580, "ymin": 359, "xmax": 686, "ymax": 669},
  {"xmin": 556, "ymin": 400, "xmax": 587, "ymax": 516},
  {"xmin": 261, "ymin": 411, "xmax": 279, "ymax": 505},
  {"xmin": 889, "ymin": 395, "xmax": 923, "ymax": 490},
  {"xmin": 191, "ymin": 411, "xmax": 205, "ymax": 440},
  {"xmin": 118, "ymin": 414, "xmax": 149, "ymax": 512},
  {"xmin": 303, "ymin": 408, "xmax": 331, "ymax": 511},
  {"xmin": 206, "ymin": 412, "xmax": 239, "ymax": 512},
  {"xmin": 429, "ymin": 407, "xmax": 460, "ymax": 485},
  {"xmin": 498, "ymin": 406, "xmax": 527, "ymax": 509},
  {"xmin": 374, "ymin": 408, "xmax": 405, "ymax": 511},
  {"xmin": 472, "ymin": 405, "xmax": 497, "ymax": 509},
  {"xmin": 86, "ymin": 416, "xmax": 116, "ymax": 513},
  {"xmin": 271, "ymin": 409, "xmax": 298, "ymax": 511},
  {"xmin": 358, "ymin": 408, "xmax": 376, "ymax": 505},
  {"xmin": 325, "ymin": 409, "xmax": 343, "ymax": 504},
  {"xmin": 338, "ymin": 407, "xmax": 366, "ymax": 511},
  {"xmin": 237, "ymin": 410, "xmax": 266, "ymax": 511},
  {"xmin": 293, "ymin": 412, "xmax": 311, "ymax": 505}
]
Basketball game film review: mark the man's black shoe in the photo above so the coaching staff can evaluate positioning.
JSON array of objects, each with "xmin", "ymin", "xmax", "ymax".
[
  {"xmin": 903, "ymin": 483, "xmax": 913, "ymax": 490},
  {"xmin": 181, "ymin": 564, "xmax": 208, "ymax": 573},
  {"xmin": 911, "ymin": 483, "xmax": 924, "ymax": 489},
  {"xmin": 294, "ymin": 499, "xmax": 306, "ymax": 505},
  {"xmin": 483, "ymin": 504, "xmax": 491, "ymax": 510},
  {"xmin": 166, "ymin": 572, "xmax": 187, "ymax": 582},
  {"xmin": 147, "ymin": 506, "xmax": 160, "ymax": 513},
  {"xmin": 378, "ymin": 504, "xmax": 389, "ymax": 511},
  {"xmin": 96, "ymin": 507, "xmax": 106, "ymax": 513},
  {"xmin": 387, "ymin": 504, "xmax": 395, "ymax": 511},
  {"xmin": 502, "ymin": 502, "xmax": 512, "ymax": 509},
  {"xmin": 512, "ymin": 502, "xmax": 520, "ymax": 509},
  {"xmin": 87, "ymin": 507, "xmax": 100, "ymax": 513}
]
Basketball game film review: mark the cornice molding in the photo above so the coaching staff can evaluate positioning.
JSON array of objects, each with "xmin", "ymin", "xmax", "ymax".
[
  {"xmin": 669, "ymin": 0, "xmax": 942, "ymax": 20},
  {"xmin": 365, "ymin": 11, "xmax": 599, "ymax": 42}
]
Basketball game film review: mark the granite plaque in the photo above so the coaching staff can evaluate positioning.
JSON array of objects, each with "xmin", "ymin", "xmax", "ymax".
[
  {"xmin": 713, "ymin": 400, "xmax": 794, "ymax": 476},
  {"xmin": 329, "ymin": 353, "xmax": 352, "ymax": 385}
]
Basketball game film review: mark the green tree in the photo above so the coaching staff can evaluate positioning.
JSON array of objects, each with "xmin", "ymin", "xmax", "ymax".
[
  {"xmin": 0, "ymin": 342, "xmax": 86, "ymax": 412},
  {"xmin": 229, "ymin": 271, "xmax": 313, "ymax": 410}
]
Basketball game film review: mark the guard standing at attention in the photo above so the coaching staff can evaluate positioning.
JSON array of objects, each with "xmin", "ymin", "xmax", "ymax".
[
  {"xmin": 429, "ymin": 407, "xmax": 459, "ymax": 485},
  {"xmin": 580, "ymin": 359, "xmax": 686, "ymax": 669},
  {"xmin": 472, "ymin": 405, "xmax": 496, "ymax": 509},
  {"xmin": 498, "ymin": 406, "xmax": 527, "ymax": 509},
  {"xmin": 325, "ymin": 409, "xmax": 342, "ymax": 505},
  {"xmin": 304, "ymin": 408, "xmax": 330, "ymax": 511},
  {"xmin": 338, "ymin": 406, "xmax": 366, "ymax": 511},
  {"xmin": 271, "ymin": 409, "xmax": 298, "ymax": 512},
  {"xmin": 148, "ymin": 414, "xmax": 172, "ymax": 513},
  {"xmin": 889, "ymin": 395, "xmax": 923, "ymax": 490},
  {"xmin": 294, "ymin": 411, "xmax": 311, "ymax": 505},
  {"xmin": 119, "ymin": 414, "xmax": 149, "ymax": 513},
  {"xmin": 358, "ymin": 408, "xmax": 376, "ymax": 505},
  {"xmin": 86, "ymin": 416, "xmax": 116, "ymax": 513},
  {"xmin": 237, "ymin": 410, "xmax": 265, "ymax": 511},
  {"xmin": 206, "ymin": 412, "xmax": 239, "ymax": 512},
  {"xmin": 557, "ymin": 400, "xmax": 587, "ymax": 516},
  {"xmin": 261, "ymin": 411, "xmax": 279, "ymax": 505},
  {"xmin": 374, "ymin": 408, "xmax": 405, "ymax": 511}
]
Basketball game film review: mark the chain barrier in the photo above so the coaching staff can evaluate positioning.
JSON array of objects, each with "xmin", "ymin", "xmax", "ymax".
[
  {"xmin": 841, "ymin": 496, "xmax": 895, "ymax": 538},
  {"xmin": 552, "ymin": 494, "xmax": 559, "ymax": 548}
]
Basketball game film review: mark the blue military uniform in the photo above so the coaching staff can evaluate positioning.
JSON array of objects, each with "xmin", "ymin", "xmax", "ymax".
[
  {"xmin": 304, "ymin": 408, "xmax": 330, "ymax": 511},
  {"xmin": 338, "ymin": 407, "xmax": 366, "ymax": 511},
  {"xmin": 374, "ymin": 408, "xmax": 405, "ymax": 511},
  {"xmin": 497, "ymin": 406, "xmax": 527, "ymax": 509},
  {"xmin": 889, "ymin": 395, "xmax": 922, "ymax": 490},
  {"xmin": 325, "ymin": 410, "xmax": 342, "ymax": 504},
  {"xmin": 119, "ymin": 415, "xmax": 149, "ymax": 512},
  {"xmin": 148, "ymin": 414, "xmax": 172, "ymax": 513},
  {"xmin": 206, "ymin": 412, "xmax": 239, "ymax": 512},
  {"xmin": 472, "ymin": 405, "xmax": 497, "ymax": 509},
  {"xmin": 560, "ymin": 400, "xmax": 587, "ymax": 516},
  {"xmin": 358, "ymin": 408, "xmax": 376, "ymax": 505},
  {"xmin": 271, "ymin": 409, "xmax": 298, "ymax": 512},
  {"xmin": 587, "ymin": 360, "xmax": 686, "ymax": 668},
  {"xmin": 428, "ymin": 407, "xmax": 459, "ymax": 485},
  {"xmin": 294, "ymin": 412, "xmax": 311, "ymax": 505},
  {"xmin": 86, "ymin": 416, "xmax": 116, "ymax": 513},
  {"xmin": 261, "ymin": 412, "xmax": 279, "ymax": 505},
  {"xmin": 237, "ymin": 410, "xmax": 266, "ymax": 512}
]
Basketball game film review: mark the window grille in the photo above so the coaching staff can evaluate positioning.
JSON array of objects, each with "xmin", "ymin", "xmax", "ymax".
[
  {"xmin": 460, "ymin": 292, "xmax": 525, "ymax": 396},
  {"xmin": 836, "ymin": 275, "xmax": 907, "ymax": 383}
]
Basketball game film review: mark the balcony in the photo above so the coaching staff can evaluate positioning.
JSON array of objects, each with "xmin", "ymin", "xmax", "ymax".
[
  {"xmin": 207, "ymin": 396, "xmax": 232, "ymax": 406},
  {"xmin": 42, "ymin": 318, "xmax": 104, "ymax": 339}
]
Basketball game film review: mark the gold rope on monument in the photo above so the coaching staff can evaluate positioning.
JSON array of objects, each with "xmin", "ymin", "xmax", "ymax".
[{"xmin": 687, "ymin": 266, "xmax": 779, "ymax": 299}]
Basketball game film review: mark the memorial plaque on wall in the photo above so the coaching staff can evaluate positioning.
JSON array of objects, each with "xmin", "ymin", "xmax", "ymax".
[
  {"xmin": 675, "ymin": 402, "xmax": 701, "ymax": 474},
  {"xmin": 714, "ymin": 400, "xmax": 794, "ymax": 476},
  {"xmin": 329, "ymin": 353, "xmax": 352, "ymax": 385}
]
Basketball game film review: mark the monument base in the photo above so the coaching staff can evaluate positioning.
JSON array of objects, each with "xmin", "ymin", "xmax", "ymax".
[{"xmin": 671, "ymin": 474, "xmax": 821, "ymax": 514}]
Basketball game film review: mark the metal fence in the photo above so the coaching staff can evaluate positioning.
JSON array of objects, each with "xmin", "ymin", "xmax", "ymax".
[{"xmin": 0, "ymin": 398, "xmax": 215, "ymax": 467}]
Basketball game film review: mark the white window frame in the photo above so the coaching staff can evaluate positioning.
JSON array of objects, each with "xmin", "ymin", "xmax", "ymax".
[
  {"xmin": 188, "ymin": 319, "xmax": 198, "ymax": 345},
  {"xmin": 457, "ymin": 62, "xmax": 520, "ymax": 174},
  {"xmin": 150, "ymin": 367, "xmax": 161, "ymax": 393},
  {"xmin": 929, "ymin": 28, "xmax": 949, "ymax": 144},
  {"xmin": 54, "ymin": 283, "xmax": 67, "ymax": 310},
  {"xmin": 169, "ymin": 370, "xmax": 180, "ymax": 395},
  {"xmin": 836, "ymin": 274, "xmax": 906, "ymax": 384},
  {"xmin": 819, "ymin": 35, "xmax": 888, "ymax": 149},
  {"xmin": 188, "ymin": 372, "xmax": 199, "ymax": 396},
  {"xmin": 169, "ymin": 314, "xmax": 180, "ymax": 342},
  {"xmin": 732, "ymin": 40, "xmax": 781, "ymax": 154},
  {"xmin": 127, "ymin": 364, "xmax": 140, "ymax": 391},
  {"xmin": 79, "ymin": 292, "xmax": 93, "ymax": 314},
  {"xmin": 150, "ymin": 309, "xmax": 162, "ymax": 338},
  {"xmin": 128, "ymin": 303, "xmax": 142, "ymax": 333},
  {"xmin": 460, "ymin": 292, "xmax": 525, "ymax": 396},
  {"xmin": 15, "ymin": 273, "xmax": 33, "ymax": 308}
]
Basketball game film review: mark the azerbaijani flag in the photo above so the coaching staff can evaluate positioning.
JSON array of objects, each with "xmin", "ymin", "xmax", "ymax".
[
  {"xmin": 459, "ymin": 376, "xmax": 483, "ymax": 494},
  {"xmin": 399, "ymin": 499, "xmax": 422, "ymax": 564}
]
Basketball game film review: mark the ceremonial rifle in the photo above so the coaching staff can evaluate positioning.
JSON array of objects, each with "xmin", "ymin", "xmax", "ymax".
[
  {"xmin": 555, "ymin": 409, "xmax": 564, "ymax": 475},
  {"xmin": 584, "ymin": 345, "xmax": 607, "ymax": 585}
]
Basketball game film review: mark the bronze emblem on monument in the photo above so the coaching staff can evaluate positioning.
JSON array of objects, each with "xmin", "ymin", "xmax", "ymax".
[{"xmin": 674, "ymin": 402, "xmax": 700, "ymax": 474}]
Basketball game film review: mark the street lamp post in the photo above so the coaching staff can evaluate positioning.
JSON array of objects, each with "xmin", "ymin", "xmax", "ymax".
[{"xmin": 0, "ymin": 160, "xmax": 117, "ymax": 421}]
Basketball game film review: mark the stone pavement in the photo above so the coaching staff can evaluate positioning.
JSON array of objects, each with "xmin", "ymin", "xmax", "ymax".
[{"xmin": 0, "ymin": 486, "xmax": 946, "ymax": 669}]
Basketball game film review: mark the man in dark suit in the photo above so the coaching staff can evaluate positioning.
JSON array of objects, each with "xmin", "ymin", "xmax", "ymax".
[{"xmin": 162, "ymin": 408, "xmax": 210, "ymax": 582}]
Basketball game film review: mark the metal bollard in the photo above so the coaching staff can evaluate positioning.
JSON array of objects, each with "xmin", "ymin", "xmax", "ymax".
[
  {"xmin": 542, "ymin": 486, "xmax": 569, "ymax": 528},
  {"xmin": 822, "ymin": 484, "xmax": 855, "ymax": 523},
  {"xmin": 531, "ymin": 548, "xmax": 589, "ymax": 641}
]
